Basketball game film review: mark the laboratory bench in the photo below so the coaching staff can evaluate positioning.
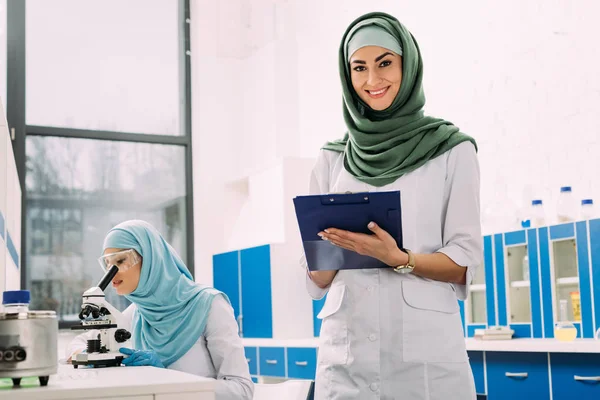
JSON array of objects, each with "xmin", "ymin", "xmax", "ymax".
[
  {"xmin": 217, "ymin": 220, "xmax": 600, "ymax": 397},
  {"xmin": 243, "ymin": 336, "xmax": 600, "ymax": 399},
  {"xmin": 0, "ymin": 363, "xmax": 215, "ymax": 400}
]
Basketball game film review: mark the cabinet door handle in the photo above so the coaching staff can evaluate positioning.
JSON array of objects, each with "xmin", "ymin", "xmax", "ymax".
[
  {"xmin": 574, "ymin": 375, "xmax": 600, "ymax": 382},
  {"xmin": 295, "ymin": 361, "xmax": 308, "ymax": 366},
  {"xmin": 505, "ymin": 372, "xmax": 528, "ymax": 378},
  {"xmin": 265, "ymin": 359, "xmax": 278, "ymax": 365}
]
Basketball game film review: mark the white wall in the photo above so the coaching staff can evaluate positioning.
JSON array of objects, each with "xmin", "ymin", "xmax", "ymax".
[
  {"xmin": 0, "ymin": 99, "xmax": 21, "ymax": 293},
  {"xmin": 191, "ymin": 0, "xmax": 600, "ymax": 284}
]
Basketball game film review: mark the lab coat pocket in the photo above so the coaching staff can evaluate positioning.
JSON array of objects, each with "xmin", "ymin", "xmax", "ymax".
[
  {"xmin": 317, "ymin": 284, "xmax": 348, "ymax": 366},
  {"xmin": 401, "ymin": 280, "xmax": 467, "ymax": 363}
]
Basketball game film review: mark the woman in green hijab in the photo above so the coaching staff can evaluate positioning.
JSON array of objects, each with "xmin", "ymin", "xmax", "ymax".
[{"xmin": 303, "ymin": 12, "xmax": 481, "ymax": 400}]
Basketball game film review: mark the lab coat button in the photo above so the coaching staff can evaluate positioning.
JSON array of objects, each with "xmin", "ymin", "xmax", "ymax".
[
  {"xmin": 370, "ymin": 383, "xmax": 379, "ymax": 391},
  {"xmin": 369, "ymin": 334, "xmax": 377, "ymax": 341}
]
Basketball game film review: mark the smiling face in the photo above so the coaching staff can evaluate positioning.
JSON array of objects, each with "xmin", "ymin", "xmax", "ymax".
[
  {"xmin": 349, "ymin": 45, "xmax": 403, "ymax": 111},
  {"xmin": 102, "ymin": 248, "xmax": 142, "ymax": 295}
]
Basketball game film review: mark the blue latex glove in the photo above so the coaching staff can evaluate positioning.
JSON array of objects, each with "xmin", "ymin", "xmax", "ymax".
[{"xmin": 119, "ymin": 348, "xmax": 164, "ymax": 368}]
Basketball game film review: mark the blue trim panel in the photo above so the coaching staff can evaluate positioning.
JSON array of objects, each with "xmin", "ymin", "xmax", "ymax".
[
  {"xmin": 549, "ymin": 223, "xmax": 575, "ymax": 240},
  {"xmin": 576, "ymin": 221, "xmax": 594, "ymax": 338},
  {"xmin": 313, "ymin": 296, "xmax": 327, "ymax": 337},
  {"xmin": 573, "ymin": 322, "xmax": 582, "ymax": 338},
  {"xmin": 494, "ymin": 234, "xmax": 507, "ymax": 325},
  {"xmin": 467, "ymin": 324, "xmax": 487, "ymax": 338},
  {"xmin": 510, "ymin": 323, "xmax": 533, "ymax": 338},
  {"xmin": 589, "ymin": 219, "xmax": 600, "ymax": 334},
  {"xmin": 505, "ymin": 230, "xmax": 526, "ymax": 246},
  {"xmin": 527, "ymin": 229, "xmax": 543, "ymax": 338},
  {"xmin": 484, "ymin": 235, "xmax": 497, "ymax": 326},
  {"xmin": 539, "ymin": 227, "xmax": 555, "ymax": 338}
]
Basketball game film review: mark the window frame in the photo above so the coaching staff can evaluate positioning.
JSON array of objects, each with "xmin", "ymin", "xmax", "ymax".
[{"xmin": 6, "ymin": 0, "xmax": 194, "ymax": 329}]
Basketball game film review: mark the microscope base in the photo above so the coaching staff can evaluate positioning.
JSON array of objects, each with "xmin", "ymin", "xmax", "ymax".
[{"xmin": 72, "ymin": 356, "xmax": 124, "ymax": 369}]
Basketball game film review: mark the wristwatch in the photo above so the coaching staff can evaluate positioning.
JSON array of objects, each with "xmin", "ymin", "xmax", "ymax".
[{"xmin": 393, "ymin": 248, "xmax": 415, "ymax": 274}]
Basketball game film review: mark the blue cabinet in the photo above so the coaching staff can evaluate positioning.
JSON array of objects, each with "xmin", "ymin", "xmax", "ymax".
[
  {"xmin": 213, "ymin": 245, "xmax": 273, "ymax": 338},
  {"xmin": 538, "ymin": 222, "xmax": 597, "ymax": 338},
  {"xmin": 244, "ymin": 346, "xmax": 258, "ymax": 376},
  {"xmin": 463, "ymin": 219, "xmax": 600, "ymax": 340},
  {"xmin": 312, "ymin": 295, "xmax": 327, "ymax": 337},
  {"xmin": 259, "ymin": 347, "xmax": 285, "ymax": 377},
  {"xmin": 213, "ymin": 251, "xmax": 240, "ymax": 321},
  {"xmin": 240, "ymin": 245, "xmax": 273, "ymax": 338},
  {"xmin": 486, "ymin": 352, "xmax": 550, "ymax": 400},
  {"xmin": 468, "ymin": 351, "xmax": 485, "ymax": 395},
  {"xmin": 551, "ymin": 353, "xmax": 600, "ymax": 399},
  {"xmin": 492, "ymin": 229, "xmax": 543, "ymax": 338},
  {"xmin": 465, "ymin": 235, "xmax": 496, "ymax": 337},
  {"xmin": 287, "ymin": 347, "xmax": 317, "ymax": 380}
]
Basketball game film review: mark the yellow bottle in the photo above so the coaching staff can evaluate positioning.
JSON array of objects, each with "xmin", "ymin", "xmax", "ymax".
[
  {"xmin": 555, "ymin": 299, "xmax": 577, "ymax": 342},
  {"xmin": 570, "ymin": 291, "xmax": 581, "ymax": 321}
]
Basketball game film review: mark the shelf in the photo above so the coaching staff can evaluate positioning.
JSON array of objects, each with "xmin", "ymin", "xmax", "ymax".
[
  {"xmin": 556, "ymin": 277, "xmax": 580, "ymax": 286},
  {"xmin": 510, "ymin": 280, "xmax": 531, "ymax": 288},
  {"xmin": 470, "ymin": 284, "xmax": 486, "ymax": 292}
]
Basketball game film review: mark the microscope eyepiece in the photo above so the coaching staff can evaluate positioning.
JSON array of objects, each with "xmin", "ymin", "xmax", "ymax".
[{"xmin": 97, "ymin": 265, "xmax": 119, "ymax": 291}]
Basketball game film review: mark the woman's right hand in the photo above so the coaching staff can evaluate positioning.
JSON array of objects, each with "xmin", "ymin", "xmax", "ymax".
[
  {"xmin": 67, "ymin": 349, "xmax": 83, "ymax": 364},
  {"xmin": 309, "ymin": 270, "xmax": 338, "ymax": 288}
]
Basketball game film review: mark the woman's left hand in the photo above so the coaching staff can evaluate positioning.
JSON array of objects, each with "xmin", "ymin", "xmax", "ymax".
[
  {"xmin": 319, "ymin": 222, "xmax": 407, "ymax": 267},
  {"xmin": 120, "ymin": 348, "xmax": 164, "ymax": 368}
]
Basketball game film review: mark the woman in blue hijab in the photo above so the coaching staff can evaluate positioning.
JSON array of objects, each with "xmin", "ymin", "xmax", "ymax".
[{"xmin": 67, "ymin": 220, "xmax": 253, "ymax": 400}]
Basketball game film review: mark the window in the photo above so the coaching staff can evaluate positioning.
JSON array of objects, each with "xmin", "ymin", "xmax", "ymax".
[
  {"xmin": 6, "ymin": 0, "xmax": 193, "ymax": 326},
  {"xmin": 0, "ymin": 0, "xmax": 6, "ymax": 110},
  {"xmin": 25, "ymin": 137, "xmax": 188, "ymax": 320},
  {"xmin": 26, "ymin": 0, "xmax": 180, "ymax": 135}
]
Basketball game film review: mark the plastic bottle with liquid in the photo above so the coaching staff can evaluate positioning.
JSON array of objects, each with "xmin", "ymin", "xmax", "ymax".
[
  {"xmin": 554, "ymin": 299, "xmax": 577, "ymax": 342},
  {"xmin": 522, "ymin": 254, "xmax": 530, "ymax": 281},
  {"xmin": 581, "ymin": 199, "xmax": 595, "ymax": 220},
  {"xmin": 2, "ymin": 290, "xmax": 31, "ymax": 313},
  {"xmin": 531, "ymin": 200, "xmax": 546, "ymax": 227},
  {"xmin": 557, "ymin": 186, "xmax": 576, "ymax": 223}
]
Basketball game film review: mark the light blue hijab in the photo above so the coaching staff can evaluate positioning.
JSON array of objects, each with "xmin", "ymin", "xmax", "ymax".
[{"xmin": 103, "ymin": 220, "xmax": 227, "ymax": 367}]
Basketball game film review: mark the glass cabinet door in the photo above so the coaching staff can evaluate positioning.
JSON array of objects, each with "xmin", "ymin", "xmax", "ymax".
[
  {"xmin": 505, "ymin": 244, "xmax": 532, "ymax": 323},
  {"xmin": 552, "ymin": 239, "xmax": 581, "ymax": 323},
  {"xmin": 467, "ymin": 262, "xmax": 487, "ymax": 324}
]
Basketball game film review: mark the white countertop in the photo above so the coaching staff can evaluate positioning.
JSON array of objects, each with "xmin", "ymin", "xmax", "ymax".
[
  {"xmin": 243, "ymin": 338, "xmax": 320, "ymax": 348},
  {"xmin": 465, "ymin": 338, "xmax": 600, "ymax": 353},
  {"xmin": 0, "ymin": 364, "xmax": 215, "ymax": 400},
  {"xmin": 243, "ymin": 337, "xmax": 600, "ymax": 353}
]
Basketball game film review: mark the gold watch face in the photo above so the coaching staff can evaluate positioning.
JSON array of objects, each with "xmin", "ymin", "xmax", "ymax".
[{"xmin": 394, "ymin": 264, "xmax": 413, "ymax": 274}]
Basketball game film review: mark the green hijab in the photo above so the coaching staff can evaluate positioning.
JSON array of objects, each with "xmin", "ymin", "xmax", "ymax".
[{"xmin": 323, "ymin": 12, "xmax": 477, "ymax": 187}]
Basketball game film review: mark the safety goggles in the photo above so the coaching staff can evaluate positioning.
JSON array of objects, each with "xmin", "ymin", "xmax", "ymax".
[{"xmin": 97, "ymin": 249, "xmax": 141, "ymax": 273}]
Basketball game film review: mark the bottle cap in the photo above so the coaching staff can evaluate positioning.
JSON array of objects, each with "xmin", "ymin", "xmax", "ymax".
[{"xmin": 2, "ymin": 290, "xmax": 31, "ymax": 305}]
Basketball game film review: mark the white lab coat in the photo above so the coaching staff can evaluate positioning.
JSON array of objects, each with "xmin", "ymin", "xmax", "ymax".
[
  {"xmin": 67, "ymin": 295, "xmax": 254, "ymax": 400},
  {"xmin": 303, "ymin": 142, "xmax": 482, "ymax": 400}
]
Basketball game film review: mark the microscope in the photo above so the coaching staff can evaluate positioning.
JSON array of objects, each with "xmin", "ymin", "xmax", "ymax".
[{"xmin": 71, "ymin": 265, "xmax": 132, "ymax": 368}]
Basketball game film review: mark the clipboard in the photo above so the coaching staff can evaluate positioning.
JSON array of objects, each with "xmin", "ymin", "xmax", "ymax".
[{"xmin": 293, "ymin": 191, "xmax": 403, "ymax": 271}]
